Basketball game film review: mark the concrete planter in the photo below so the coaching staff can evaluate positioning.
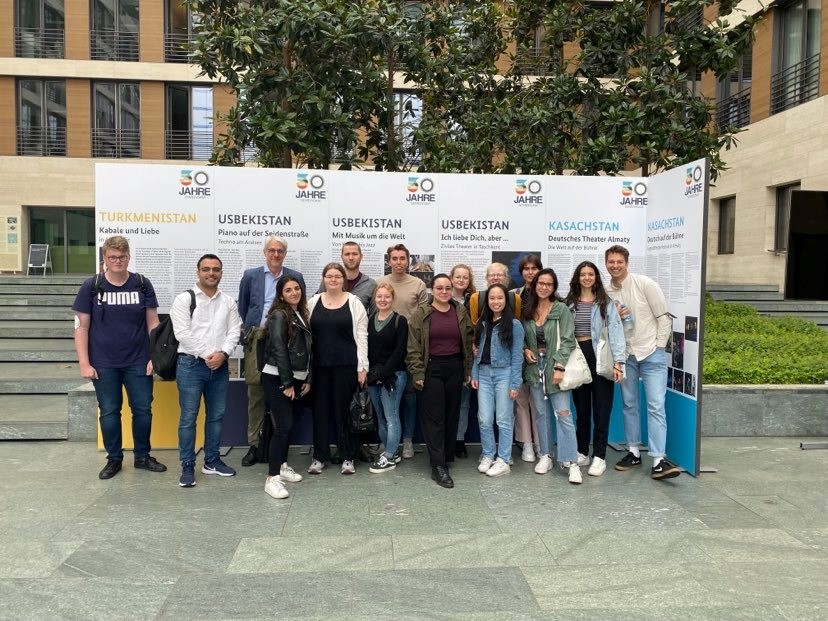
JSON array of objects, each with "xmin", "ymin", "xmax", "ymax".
[{"xmin": 701, "ymin": 384, "xmax": 828, "ymax": 436}]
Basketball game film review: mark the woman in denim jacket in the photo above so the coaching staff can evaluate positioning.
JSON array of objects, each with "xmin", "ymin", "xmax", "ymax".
[
  {"xmin": 522, "ymin": 268, "xmax": 583, "ymax": 485},
  {"xmin": 564, "ymin": 261, "xmax": 626, "ymax": 477},
  {"xmin": 470, "ymin": 284, "xmax": 525, "ymax": 477}
]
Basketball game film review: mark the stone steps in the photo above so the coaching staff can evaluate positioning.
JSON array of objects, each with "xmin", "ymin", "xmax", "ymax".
[
  {"xmin": 0, "ymin": 362, "xmax": 84, "ymax": 393},
  {"xmin": 0, "ymin": 307, "xmax": 75, "ymax": 320},
  {"xmin": 0, "ymin": 320, "xmax": 75, "ymax": 338},
  {"xmin": 0, "ymin": 275, "xmax": 87, "ymax": 285},
  {"xmin": 706, "ymin": 284, "xmax": 828, "ymax": 330},
  {"xmin": 0, "ymin": 294, "xmax": 77, "ymax": 305},
  {"xmin": 0, "ymin": 394, "xmax": 69, "ymax": 439},
  {"xmin": 0, "ymin": 339, "xmax": 78, "ymax": 363}
]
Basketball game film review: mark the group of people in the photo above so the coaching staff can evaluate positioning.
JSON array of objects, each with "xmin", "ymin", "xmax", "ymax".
[{"xmin": 73, "ymin": 234, "xmax": 681, "ymax": 500}]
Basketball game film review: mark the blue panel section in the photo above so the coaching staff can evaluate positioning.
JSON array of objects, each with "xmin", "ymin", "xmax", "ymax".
[
  {"xmin": 665, "ymin": 391, "xmax": 698, "ymax": 476},
  {"xmin": 607, "ymin": 381, "xmax": 699, "ymax": 476}
]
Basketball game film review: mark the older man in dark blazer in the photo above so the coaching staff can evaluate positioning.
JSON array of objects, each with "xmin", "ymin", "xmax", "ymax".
[{"xmin": 238, "ymin": 235, "xmax": 306, "ymax": 466}]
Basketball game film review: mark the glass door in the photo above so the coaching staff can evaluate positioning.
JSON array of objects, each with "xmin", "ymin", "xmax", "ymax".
[{"xmin": 28, "ymin": 207, "xmax": 95, "ymax": 273}]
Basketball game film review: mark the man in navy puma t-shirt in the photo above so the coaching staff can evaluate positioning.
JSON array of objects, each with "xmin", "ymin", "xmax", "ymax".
[{"xmin": 72, "ymin": 235, "xmax": 167, "ymax": 480}]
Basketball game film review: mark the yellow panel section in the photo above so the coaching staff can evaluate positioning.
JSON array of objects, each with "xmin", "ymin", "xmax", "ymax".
[{"xmin": 96, "ymin": 381, "xmax": 204, "ymax": 450}]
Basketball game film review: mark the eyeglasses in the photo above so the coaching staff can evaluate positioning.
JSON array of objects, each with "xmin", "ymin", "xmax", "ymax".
[
  {"xmin": 105, "ymin": 255, "xmax": 128, "ymax": 263},
  {"xmin": 325, "ymin": 274, "xmax": 344, "ymax": 280},
  {"xmin": 266, "ymin": 248, "xmax": 287, "ymax": 255},
  {"xmin": 489, "ymin": 273, "xmax": 506, "ymax": 279},
  {"xmin": 199, "ymin": 267, "xmax": 222, "ymax": 273},
  {"xmin": 536, "ymin": 281, "xmax": 555, "ymax": 288}
]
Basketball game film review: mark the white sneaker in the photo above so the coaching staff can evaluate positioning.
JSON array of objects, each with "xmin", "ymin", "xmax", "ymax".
[
  {"xmin": 588, "ymin": 456, "xmax": 606, "ymax": 477},
  {"xmin": 341, "ymin": 459, "xmax": 355, "ymax": 475},
  {"xmin": 577, "ymin": 453, "xmax": 591, "ymax": 467},
  {"xmin": 568, "ymin": 464, "xmax": 583, "ymax": 485},
  {"xmin": 534, "ymin": 455, "xmax": 553, "ymax": 474},
  {"xmin": 279, "ymin": 463, "xmax": 303, "ymax": 483},
  {"xmin": 521, "ymin": 443, "xmax": 536, "ymax": 463},
  {"xmin": 264, "ymin": 475, "xmax": 289, "ymax": 499},
  {"xmin": 402, "ymin": 439, "xmax": 414, "ymax": 459},
  {"xmin": 307, "ymin": 459, "xmax": 325, "ymax": 474},
  {"xmin": 486, "ymin": 458, "xmax": 510, "ymax": 477},
  {"xmin": 478, "ymin": 456, "xmax": 494, "ymax": 473}
]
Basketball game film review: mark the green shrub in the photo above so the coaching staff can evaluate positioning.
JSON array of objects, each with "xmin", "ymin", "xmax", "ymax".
[{"xmin": 702, "ymin": 296, "xmax": 828, "ymax": 384}]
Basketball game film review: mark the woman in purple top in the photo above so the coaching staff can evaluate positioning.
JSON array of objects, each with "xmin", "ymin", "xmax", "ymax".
[{"xmin": 405, "ymin": 274, "xmax": 473, "ymax": 488}]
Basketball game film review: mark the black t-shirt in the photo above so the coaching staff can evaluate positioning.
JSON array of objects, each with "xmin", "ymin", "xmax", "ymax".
[{"xmin": 311, "ymin": 301, "xmax": 356, "ymax": 367}]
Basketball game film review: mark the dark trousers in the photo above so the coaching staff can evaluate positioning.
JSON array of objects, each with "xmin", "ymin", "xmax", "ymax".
[
  {"xmin": 312, "ymin": 365, "xmax": 358, "ymax": 462},
  {"xmin": 262, "ymin": 374, "xmax": 305, "ymax": 476},
  {"xmin": 417, "ymin": 354, "xmax": 463, "ymax": 467},
  {"xmin": 571, "ymin": 339, "xmax": 615, "ymax": 459}
]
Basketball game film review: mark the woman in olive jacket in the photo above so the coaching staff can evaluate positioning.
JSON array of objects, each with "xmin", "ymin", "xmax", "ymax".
[
  {"xmin": 261, "ymin": 276, "xmax": 312, "ymax": 500},
  {"xmin": 521, "ymin": 268, "xmax": 583, "ymax": 485},
  {"xmin": 406, "ymin": 274, "xmax": 473, "ymax": 489}
]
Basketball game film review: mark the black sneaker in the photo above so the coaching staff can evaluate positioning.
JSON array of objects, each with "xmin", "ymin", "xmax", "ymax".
[
  {"xmin": 98, "ymin": 459, "xmax": 122, "ymax": 480},
  {"xmin": 134, "ymin": 456, "xmax": 167, "ymax": 472},
  {"xmin": 241, "ymin": 445, "xmax": 258, "ymax": 467},
  {"xmin": 614, "ymin": 452, "xmax": 642, "ymax": 471},
  {"xmin": 651, "ymin": 458, "xmax": 681, "ymax": 480}
]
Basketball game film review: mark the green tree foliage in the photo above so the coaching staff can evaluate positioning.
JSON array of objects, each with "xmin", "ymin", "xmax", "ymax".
[
  {"xmin": 191, "ymin": 0, "xmax": 761, "ymax": 179},
  {"xmin": 703, "ymin": 297, "xmax": 828, "ymax": 384}
]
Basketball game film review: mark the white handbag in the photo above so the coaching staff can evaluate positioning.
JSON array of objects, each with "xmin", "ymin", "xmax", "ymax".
[
  {"xmin": 556, "ymin": 323, "xmax": 592, "ymax": 391},
  {"xmin": 596, "ymin": 323, "xmax": 616, "ymax": 381}
]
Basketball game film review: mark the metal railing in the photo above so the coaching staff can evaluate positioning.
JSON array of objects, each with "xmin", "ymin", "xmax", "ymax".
[
  {"xmin": 770, "ymin": 54, "xmax": 820, "ymax": 115},
  {"xmin": 91, "ymin": 128, "xmax": 141, "ymax": 158},
  {"xmin": 165, "ymin": 130, "xmax": 214, "ymax": 160},
  {"xmin": 14, "ymin": 27, "xmax": 64, "ymax": 58},
  {"xmin": 715, "ymin": 87, "xmax": 751, "ymax": 131},
  {"xmin": 164, "ymin": 32, "xmax": 193, "ymax": 63},
  {"xmin": 90, "ymin": 30, "xmax": 139, "ymax": 61},
  {"xmin": 17, "ymin": 126, "xmax": 67, "ymax": 156}
]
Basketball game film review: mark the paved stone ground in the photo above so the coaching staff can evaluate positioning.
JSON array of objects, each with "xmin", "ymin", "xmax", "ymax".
[{"xmin": 2, "ymin": 437, "xmax": 827, "ymax": 620}]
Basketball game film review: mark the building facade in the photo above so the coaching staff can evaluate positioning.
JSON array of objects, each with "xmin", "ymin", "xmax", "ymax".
[{"xmin": 1, "ymin": 0, "xmax": 826, "ymax": 302}]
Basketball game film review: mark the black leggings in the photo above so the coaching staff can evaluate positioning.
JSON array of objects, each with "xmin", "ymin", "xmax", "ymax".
[
  {"xmin": 262, "ymin": 374, "xmax": 306, "ymax": 476},
  {"xmin": 312, "ymin": 365, "xmax": 358, "ymax": 462},
  {"xmin": 571, "ymin": 339, "xmax": 615, "ymax": 460}
]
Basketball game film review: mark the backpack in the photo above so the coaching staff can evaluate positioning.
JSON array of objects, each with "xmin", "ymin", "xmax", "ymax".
[{"xmin": 149, "ymin": 290, "xmax": 196, "ymax": 380}]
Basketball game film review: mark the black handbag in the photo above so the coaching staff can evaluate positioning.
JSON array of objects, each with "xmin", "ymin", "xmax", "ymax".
[{"xmin": 349, "ymin": 388, "xmax": 376, "ymax": 434}]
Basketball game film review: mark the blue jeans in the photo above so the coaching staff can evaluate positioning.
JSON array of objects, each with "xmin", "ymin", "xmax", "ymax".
[
  {"xmin": 176, "ymin": 355, "xmax": 229, "ymax": 465},
  {"xmin": 93, "ymin": 364, "xmax": 154, "ymax": 461},
  {"xmin": 620, "ymin": 347, "xmax": 668, "ymax": 458},
  {"xmin": 529, "ymin": 386, "xmax": 578, "ymax": 463},
  {"xmin": 476, "ymin": 365, "xmax": 514, "ymax": 462},
  {"xmin": 368, "ymin": 370, "xmax": 406, "ymax": 459},
  {"xmin": 456, "ymin": 384, "xmax": 471, "ymax": 441}
]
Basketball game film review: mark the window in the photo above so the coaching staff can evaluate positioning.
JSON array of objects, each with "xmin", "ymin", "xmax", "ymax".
[
  {"xmin": 394, "ymin": 91, "xmax": 422, "ymax": 166},
  {"xmin": 516, "ymin": 27, "xmax": 561, "ymax": 76},
  {"xmin": 775, "ymin": 184, "xmax": 800, "ymax": 252},
  {"xmin": 716, "ymin": 48, "xmax": 752, "ymax": 130},
  {"xmin": 165, "ymin": 0, "xmax": 195, "ymax": 63},
  {"xmin": 718, "ymin": 197, "xmax": 735, "ymax": 255},
  {"xmin": 771, "ymin": 0, "xmax": 821, "ymax": 114},
  {"xmin": 15, "ymin": 0, "xmax": 64, "ymax": 58},
  {"xmin": 166, "ymin": 85, "xmax": 213, "ymax": 160},
  {"xmin": 17, "ymin": 79, "xmax": 66, "ymax": 156},
  {"xmin": 90, "ymin": 0, "xmax": 139, "ymax": 61},
  {"xmin": 92, "ymin": 82, "xmax": 140, "ymax": 158}
]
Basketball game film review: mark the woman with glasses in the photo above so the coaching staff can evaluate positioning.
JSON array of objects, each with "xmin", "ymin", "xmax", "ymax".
[
  {"xmin": 470, "ymin": 284, "xmax": 524, "ymax": 477},
  {"xmin": 449, "ymin": 264, "xmax": 476, "ymax": 458},
  {"xmin": 306, "ymin": 263, "xmax": 368, "ymax": 476},
  {"xmin": 522, "ymin": 268, "xmax": 583, "ymax": 484},
  {"xmin": 406, "ymin": 274, "xmax": 473, "ymax": 488},
  {"xmin": 564, "ymin": 261, "xmax": 626, "ymax": 477}
]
